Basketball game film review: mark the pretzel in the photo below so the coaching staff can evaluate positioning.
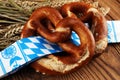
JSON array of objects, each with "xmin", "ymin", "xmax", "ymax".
[
  {"xmin": 61, "ymin": 2, "xmax": 108, "ymax": 54},
  {"xmin": 21, "ymin": 6, "xmax": 95, "ymax": 74}
]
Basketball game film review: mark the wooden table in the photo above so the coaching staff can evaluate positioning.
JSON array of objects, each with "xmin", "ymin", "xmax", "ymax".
[{"xmin": 1, "ymin": 0, "xmax": 120, "ymax": 80}]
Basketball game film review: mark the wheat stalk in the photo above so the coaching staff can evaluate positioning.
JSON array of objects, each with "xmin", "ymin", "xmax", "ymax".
[
  {"xmin": 3, "ymin": 24, "xmax": 23, "ymax": 38},
  {"xmin": 0, "ymin": 36, "xmax": 20, "ymax": 50},
  {"xmin": 0, "ymin": 0, "xmax": 31, "ymax": 24}
]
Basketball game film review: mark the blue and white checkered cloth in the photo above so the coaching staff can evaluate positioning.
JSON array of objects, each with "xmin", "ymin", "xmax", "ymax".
[{"xmin": 0, "ymin": 21, "xmax": 120, "ymax": 78}]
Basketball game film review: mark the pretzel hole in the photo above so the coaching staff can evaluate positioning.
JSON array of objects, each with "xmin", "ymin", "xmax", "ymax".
[
  {"xmin": 40, "ymin": 18, "xmax": 55, "ymax": 31},
  {"xmin": 70, "ymin": 31, "xmax": 81, "ymax": 46}
]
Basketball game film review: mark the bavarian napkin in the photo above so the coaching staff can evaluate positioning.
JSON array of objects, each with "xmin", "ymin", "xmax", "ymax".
[
  {"xmin": 0, "ymin": 21, "xmax": 120, "ymax": 78},
  {"xmin": 107, "ymin": 21, "xmax": 120, "ymax": 43}
]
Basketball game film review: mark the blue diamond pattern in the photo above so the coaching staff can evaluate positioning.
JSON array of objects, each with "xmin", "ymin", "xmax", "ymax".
[{"xmin": 17, "ymin": 36, "xmax": 63, "ymax": 60}]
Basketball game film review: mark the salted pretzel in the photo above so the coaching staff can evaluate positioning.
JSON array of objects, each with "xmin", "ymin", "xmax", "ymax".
[
  {"xmin": 21, "ymin": 6, "xmax": 95, "ymax": 74},
  {"xmin": 61, "ymin": 2, "xmax": 108, "ymax": 54}
]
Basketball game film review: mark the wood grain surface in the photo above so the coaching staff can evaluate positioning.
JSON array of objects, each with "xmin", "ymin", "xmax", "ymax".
[{"xmin": 1, "ymin": 0, "xmax": 120, "ymax": 80}]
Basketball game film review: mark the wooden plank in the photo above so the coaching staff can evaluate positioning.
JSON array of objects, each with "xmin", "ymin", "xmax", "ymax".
[{"xmin": 98, "ymin": 0, "xmax": 120, "ymax": 20}]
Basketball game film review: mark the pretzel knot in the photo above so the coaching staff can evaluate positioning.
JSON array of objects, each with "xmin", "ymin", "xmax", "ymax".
[
  {"xmin": 61, "ymin": 2, "xmax": 108, "ymax": 54},
  {"xmin": 21, "ymin": 7, "xmax": 70, "ymax": 43},
  {"xmin": 20, "ymin": 2, "xmax": 107, "ymax": 74}
]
